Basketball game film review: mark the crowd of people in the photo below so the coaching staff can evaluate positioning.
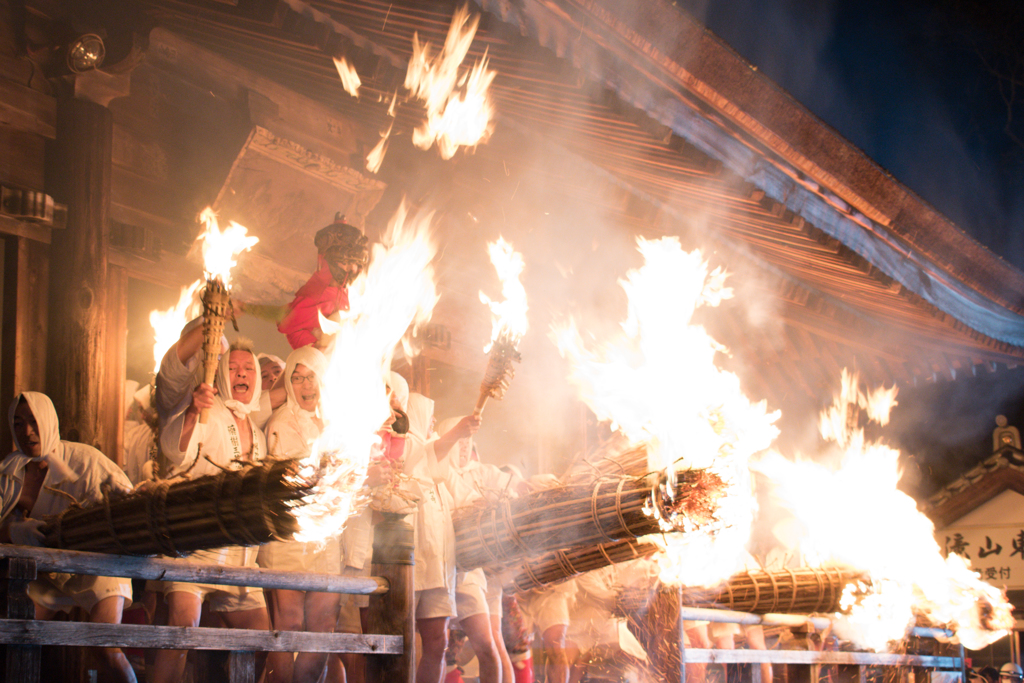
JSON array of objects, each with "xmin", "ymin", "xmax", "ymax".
[{"xmin": 0, "ymin": 216, "xmax": 986, "ymax": 683}]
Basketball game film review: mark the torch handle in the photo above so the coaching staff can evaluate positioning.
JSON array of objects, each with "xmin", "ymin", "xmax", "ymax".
[
  {"xmin": 198, "ymin": 363, "xmax": 219, "ymax": 424},
  {"xmin": 473, "ymin": 392, "xmax": 489, "ymax": 418}
]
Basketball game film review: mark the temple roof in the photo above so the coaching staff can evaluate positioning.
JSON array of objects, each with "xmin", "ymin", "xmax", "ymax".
[{"xmin": 85, "ymin": 0, "xmax": 1024, "ymax": 406}]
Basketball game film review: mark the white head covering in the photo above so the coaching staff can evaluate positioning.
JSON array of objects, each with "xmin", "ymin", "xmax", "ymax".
[
  {"xmin": 283, "ymin": 346, "xmax": 328, "ymax": 419},
  {"xmin": 9, "ymin": 392, "xmax": 60, "ymax": 458},
  {"xmin": 388, "ymin": 372, "xmax": 409, "ymax": 412},
  {"xmin": 406, "ymin": 393, "xmax": 434, "ymax": 441},
  {"xmin": 216, "ymin": 347, "xmax": 262, "ymax": 418},
  {"xmin": 258, "ymin": 353, "xmax": 285, "ymax": 371}
]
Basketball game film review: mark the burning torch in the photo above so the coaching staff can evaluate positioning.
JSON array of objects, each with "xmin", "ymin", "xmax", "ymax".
[
  {"xmin": 194, "ymin": 207, "xmax": 259, "ymax": 423},
  {"xmin": 475, "ymin": 238, "xmax": 528, "ymax": 417}
]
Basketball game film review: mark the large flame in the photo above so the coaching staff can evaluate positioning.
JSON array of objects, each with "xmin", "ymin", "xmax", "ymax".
[
  {"xmin": 755, "ymin": 370, "xmax": 1014, "ymax": 651},
  {"xmin": 149, "ymin": 280, "xmax": 203, "ymax": 374},
  {"xmin": 479, "ymin": 237, "xmax": 528, "ymax": 353},
  {"xmin": 552, "ymin": 237, "xmax": 779, "ymax": 586},
  {"xmin": 196, "ymin": 207, "xmax": 259, "ymax": 286},
  {"xmin": 290, "ymin": 203, "xmax": 438, "ymax": 542},
  {"xmin": 405, "ymin": 5, "xmax": 496, "ymax": 159}
]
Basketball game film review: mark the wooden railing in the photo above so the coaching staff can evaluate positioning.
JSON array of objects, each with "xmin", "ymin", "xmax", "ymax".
[
  {"xmin": 0, "ymin": 512, "xmax": 415, "ymax": 683},
  {"xmin": 673, "ymin": 605, "xmax": 965, "ymax": 683}
]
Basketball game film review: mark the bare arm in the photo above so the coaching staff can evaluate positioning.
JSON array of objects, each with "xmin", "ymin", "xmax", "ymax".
[
  {"xmin": 176, "ymin": 322, "xmax": 205, "ymax": 364},
  {"xmin": 433, "ymin": 415, "xmax": 481, "ymax": 461},
  {"xmin": 179, "ymin": 383, "xmax": 217, "ymax": 452}
]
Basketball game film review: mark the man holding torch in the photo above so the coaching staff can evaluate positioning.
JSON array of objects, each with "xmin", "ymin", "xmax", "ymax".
[{"xmin": 150, "ymin": 338, "xmax": 272, "ymax": 683}]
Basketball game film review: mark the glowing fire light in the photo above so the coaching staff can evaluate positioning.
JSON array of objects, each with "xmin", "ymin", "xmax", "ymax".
[
  {"xmin": 405, "ymin": 5, "xmax": 496, "ymax": 159},
  {"xmin": 755, "ymin": 370, "xmax": 1014, "ymax": 651},
  {"xmin": 333, "ymin": 56, "xmax": 360, "ymax": 98},
  {"xmin": 290, "ymin": 202, "xmax": 438, "ymax": 542},
  {"xmin": 552, "ymin": 237, "xmax": 779, "ymax": 586},
  {"xmin": 196, "ymin": 207, "xmax": 259, "ymax": 286},
  {"xmin": 479, "ymin": 237, "xmax": 528, "ymax": 353},
  {"xmin": 366, "ymin": 122, "xmax": 392, "ymax": 174},
  {"xmin": 149, "ymin": 280, "xmax": 202, "ymax": 374}
]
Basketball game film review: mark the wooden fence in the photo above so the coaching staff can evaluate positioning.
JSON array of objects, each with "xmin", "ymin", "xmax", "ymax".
[{"xmin": 0, "ymin": 513, "xmax": 414, "ymax": 683}]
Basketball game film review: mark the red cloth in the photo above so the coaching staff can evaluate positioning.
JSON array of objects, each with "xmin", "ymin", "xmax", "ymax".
[
  {"xmin": 379, "ymin": 431, "xmax": 405, "ymax": 463},
  {"xmin": 278, "ymin": 255, "xmax": 349, "ymax": 349},
  {"xmin": 444, "ymin": 667, "xmax": 464, "ymax": 683}
]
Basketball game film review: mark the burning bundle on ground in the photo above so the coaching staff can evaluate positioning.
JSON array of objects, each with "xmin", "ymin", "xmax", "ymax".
[
  {"xmin": 616, "ymin": 565, "xmax": 864, "ymax": 617},
  {"xmin": 506, "ymin": 538, "xmax": 661, "ymax": 594},
  {"xmin": 453, "ymin": 468, "xmax": 726, "ymax": 572},
  {"xmin": 42, "ymin": 460, "xmax": 312, "ymax": 556}
]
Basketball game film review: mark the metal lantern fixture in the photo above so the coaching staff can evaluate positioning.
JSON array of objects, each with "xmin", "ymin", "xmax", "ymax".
[{"xmin": 66, "ymin": 34, "xmax": 105, "ymax": 73}]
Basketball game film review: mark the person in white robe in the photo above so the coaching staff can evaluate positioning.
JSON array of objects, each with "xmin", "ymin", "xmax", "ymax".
[
  {"xmin": 151, "ymin": 340, "xmax": 272, "ymax": 683},
  {"xmin": 260, "ymin": 346, "xmax": 340, "ymax": 683},
  {"xmin": 403, "ymin": 394, "xmax": 477, "ymax": 683},
  {"xmin": 0, "ymin": 392, "xmax": 137, "ymax": 683},
  {"xmin": 434, "ymin": 416, "xmax": 511, "ymax": 683}
]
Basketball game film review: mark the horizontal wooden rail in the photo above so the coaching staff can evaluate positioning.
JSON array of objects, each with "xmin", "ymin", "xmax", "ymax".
[
  {"xmin": 0, "ymin": 620, "xmax": 403, "ymax": 654},
  {"xmin": 0, "ymin": 546, "xmax": 387, "ymax": 595},
  {"xmin": 681, "ymin": 649, "xmax": 961, "ymax": 667}
]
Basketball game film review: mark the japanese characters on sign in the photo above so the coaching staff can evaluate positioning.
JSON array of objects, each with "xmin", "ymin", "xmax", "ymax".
[{"xmin": 939, "ymin": 527, "xmax": 1024, "ymax": 589}]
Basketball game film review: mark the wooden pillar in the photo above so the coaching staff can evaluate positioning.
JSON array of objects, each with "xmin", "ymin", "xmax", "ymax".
[
  {"xmin": 104, "ymin": 264, "xmax": 128, "ymax": 465},
  {"xmin": 45, "ymin": 93, "xmax": 112, "ymax": 449},
  {"xmin": 367, "ymin": 512, "xmax": 415, "ymax": 683},
  {"xmin": 0, "ymin": 235, "xmax": 49, "ymax": 453},
  {"xmin": 0, "ymin": 557, "xmax": 39, "ymax": 683},
  {"xmin": 409, "ymin": 355, "xmax": 429, "ymax": 396}
]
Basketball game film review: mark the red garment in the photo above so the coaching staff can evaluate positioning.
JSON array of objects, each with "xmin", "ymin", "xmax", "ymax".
[
  {"xmin": 379, "ymin": 431, "xmax": 405, "ymax": 463},
  {"xmin": 444, "ymin": 667, "xmax": 464, "ymax": 683},
  {"xmin": 278, "ymin": 255, "xmax": 349, "ymax": 349}
]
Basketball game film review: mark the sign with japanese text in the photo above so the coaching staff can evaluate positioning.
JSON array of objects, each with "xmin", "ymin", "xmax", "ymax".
[{"xmin": 936, "ymin": 489, "xmax": 1024, "ymax": 590}]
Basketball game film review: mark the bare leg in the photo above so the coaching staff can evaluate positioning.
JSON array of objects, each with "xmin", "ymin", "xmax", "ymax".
[
  {"xmin": 293, "ymin": 591, "xmax": 341, "ymax": 683},
  {"xmin": 685, "ymin": 623, "xmax": 710, "ymax": 683},
  {"xmin": 541, "ymin": 625, "xmax": 569, "ymax": 683},
  {"xmin": 461, "ymin": 613, "xmax": 500, "ymax": 683},
  {"xmin": 491, "ymin": 614, "xmax": 513, "ymax": 683},
  {"xmin": 416, "ymin": 617, "xmax": 449, "ymax": 683},
  {"xmin": 90, "ymin": 596, "xmax": 138, "ymax": 683},
  {"xmin": 745, "ymin": 625, "xmax": 772, "ymax": 683},
  {"xmin": 267, "ymin": 588, "xmax": 305, "ymax": 683},
  {"xmin": 152, "ymin": 591, "xmax": 202, "ymax": 683},
  {"xmin": 334, "ymin": 598, "xmax": 363, "ymax": 683},
  {"xmin": 220, "ymin": 605, "xmax": 272, "ymax": 681}
]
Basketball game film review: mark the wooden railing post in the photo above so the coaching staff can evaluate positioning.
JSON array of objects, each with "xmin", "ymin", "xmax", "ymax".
[
  {"xmin": 366, "ymin": 512, "xmax": 414, "ymax": 683},
  {"xmin": 0, "ymin": 557, "xmax": 38, "ymax": 683}
]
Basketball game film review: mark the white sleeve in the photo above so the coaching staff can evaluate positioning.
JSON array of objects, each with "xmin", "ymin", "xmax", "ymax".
[
  {"xmin": 159, "ymin": 408, "xmax": 199, "ymax": 471},
  {"xmin": 155, "ymin": 340, "xmax": 200, "ymax": 426}
]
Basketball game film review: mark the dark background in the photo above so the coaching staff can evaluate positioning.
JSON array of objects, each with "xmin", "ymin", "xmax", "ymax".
[{"xmin": 674, "ymin": 0, "xmax": 1024, "ymax": 497}]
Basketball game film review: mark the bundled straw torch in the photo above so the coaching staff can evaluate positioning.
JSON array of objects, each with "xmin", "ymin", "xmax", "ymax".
[
  {"xmin": 194, "ymin": 207, "xmax": 259, "ymax": 423},
  {"xmin": 475, "ymin": 237, "xmax": 528, "ymax": 417}
]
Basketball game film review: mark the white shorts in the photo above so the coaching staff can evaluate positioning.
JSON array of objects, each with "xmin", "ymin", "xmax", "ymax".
[
  {"xmin": 29, "ymin": 573, "xmax": 133, "ymax": 614},
  {"xmin": 415, "ymin": 587, "xmax": 455, "ymax": 620},
  {"xmin": 258, "ymin": 537, "xmax": 341, "ymax": 574},
  {"xmin": 522, "ymin": 589, "xmax": 570, "ymax": 634},
  {"xmin": 153, "ymin": 546, "xmax": 266, "ymax": 613},
  {"xmin": 455, "ymin": 582, "xmax": 488, "ymax": 622}
]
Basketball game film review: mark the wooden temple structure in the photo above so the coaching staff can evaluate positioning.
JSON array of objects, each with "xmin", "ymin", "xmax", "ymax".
[
  {"xmin": 3, "ymin": 0, "xmax": 1022, "ymax": 473},
  {"xmin": 1, "ymin": 0, "xmax": 1021, "ymax": 680}
]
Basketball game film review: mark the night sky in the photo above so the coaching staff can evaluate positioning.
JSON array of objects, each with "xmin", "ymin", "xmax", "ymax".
[{"xmin": 674, "ymin": 0, "xmax": 1024, "ymax": 496}]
